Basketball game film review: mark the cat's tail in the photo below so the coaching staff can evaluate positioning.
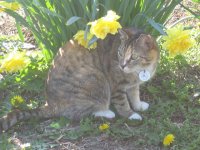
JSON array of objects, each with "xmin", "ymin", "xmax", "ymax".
[{"xmin": 0, "ymin": 105, "xmax": 54, "ymax": 133}]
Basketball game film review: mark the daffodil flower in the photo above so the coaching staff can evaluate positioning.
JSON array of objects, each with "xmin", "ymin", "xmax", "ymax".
[
  {"xmin": 162, "ymin": 26, "xmax": 195, "ymax": 56},
  {"xmin": 73, "ymin": 30, "xmax": 97, "ymax": 49},
  {"xmin": 88, "ymin": 10, "xmax": 122, "ymax": 39}
]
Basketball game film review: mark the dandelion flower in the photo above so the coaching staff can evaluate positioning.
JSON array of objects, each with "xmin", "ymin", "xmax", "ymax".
[
  {"xmin": 88, "ymin": 10, "xmax": 122, "ymax": 39},
  {"xmin": 0, "ymin": 8, "xmax": 5, "ymax": 12},
  {"xmin": 10, "ymin": 95, "xmax": 25, "ymax": 108},
  {"xmin": 73, "ymin": 30, "xmax": 97, "ymax": 49},
  {"xmin": 0, "ymin": 52, "xmax": 30, "ymax": 73},
  {"xmin": 99, "ymin": 123, "xmax": 109, "ymax": 131},
  {"xmin": 162, "ymin": 26, "xmax": 195, "ymax": 56},
  {"xmin": 163, "ymin": 134, "xmax": 175, "ymax": 146}
]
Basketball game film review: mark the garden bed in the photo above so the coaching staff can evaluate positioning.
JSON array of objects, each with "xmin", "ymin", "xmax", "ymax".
[{"xmin": 0, "ymin": 1, "xmax": 200, "ymax": 149}]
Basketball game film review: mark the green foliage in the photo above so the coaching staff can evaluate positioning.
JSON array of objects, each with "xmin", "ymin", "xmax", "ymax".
[
  {"xmin": 192, "ymin": 0, "xmax": 200, "ymax": 2},
  {"xmin": 5, "ymin": 0, "xmax": 182, "ymax": 57},
  {"xmin": 50, "ymin": 117, "xmax": 70, "ymax": 129},
  {"xmin": 0, "ymin": 43, "xmax": 48, "ymax": 116},
  {"xmin": 64, "ymin": 118, "xmax": 98, "ymax": 140},
  {"xmin": 50, "ymin": 117, "xmax": 99, "ymax": 140},
  {"xmin": 0, "ymin": 134, "xmax": 14, "ymax": 150},
  {"xmin": 15, "ymin": 54, "xmax": 49, "ymax": 93},
  {"xmin": 0, "ymin": 53, "xmax": 48, "ymax": 94}
]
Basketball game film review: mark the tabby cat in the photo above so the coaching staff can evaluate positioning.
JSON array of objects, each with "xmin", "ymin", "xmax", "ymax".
[{"xmin": 0, "ymin": 28, "xmax": 159, "ymax": 132}]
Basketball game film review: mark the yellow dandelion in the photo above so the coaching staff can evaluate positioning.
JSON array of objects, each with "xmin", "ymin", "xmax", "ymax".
[
  {"xmin": 0, "ymin": 1, "xmax": 21, "ymax": 12},
  {"xmin": 99, "ymin": 123, "xmax": 109, "ymax": 131},
  {"xmin": 10, "ymin": 95, "xmax": 25, "ymax": 108},
  {"xmin": 162, "ymin": 26, "xmax": 195, "ymax": 56},
  {"xmin": 163, "ymin": 134, "xmax": 175, "ymax": 146},
  {"xmin": 73, "ymin": 30, "xmax": 97, "ymax": 49},
  {"xmin": 0, "ymin": 8, "xmax": 5, "ymax": 12},
  {"xmin": 0, "ymin": 52, "xmax": 30, "ymax": 73},
  {"xmin": 88, "ymin": 10, "xmax": 122, "ymax": 39}
]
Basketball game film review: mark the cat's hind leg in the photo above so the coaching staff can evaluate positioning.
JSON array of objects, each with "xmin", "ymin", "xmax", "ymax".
[
  {"xmin": 60, "ymin": 73, "xmax": 114, "ymax": 120},
  {"xmin": 93, "ymin": 110, "xmax": 115, "ymax": 119}
]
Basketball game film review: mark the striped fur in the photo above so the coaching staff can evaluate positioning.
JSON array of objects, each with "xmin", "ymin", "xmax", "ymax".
[
  {"xmin": 0, "ymin": 106, "xmax": 53, "ymax": 132},
  {"xmin": 0, "ymin": 28, "xmax": 159, "ymax": 132}
]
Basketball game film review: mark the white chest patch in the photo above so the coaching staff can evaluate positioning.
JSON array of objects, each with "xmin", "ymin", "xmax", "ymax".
[{"xmin": 139, "ymin": 70, "xmax": 151, "ymax": 81}]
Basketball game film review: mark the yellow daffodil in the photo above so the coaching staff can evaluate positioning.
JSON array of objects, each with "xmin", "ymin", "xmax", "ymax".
[
  {"xmin": 0, "ymin": 52, "xmax": 30, "ymax": 73},
  {"xmin": 88, "ymin": 10, "xmax": 122, "ymax": 39},
  {"xmin": 0, "ymin": 1, "xmax": 21, "ymax": 12},
  {"xmin": 73, "ymin": 30, "xmax": 97, "ymax": 49},
  {"xmin": 99, "ymin": 123, "xmax": 109, "ymax": 131},
  {"xmin": 163, "ymin": 134, "xmax": 175, "ymax": 146},
  {"xmin": 162, "ymin": 26, "xmax": 195, "ymax": 56},
  {"xmin": 102, "ymin": 10, "xmax": 120, "ymax": 22}
]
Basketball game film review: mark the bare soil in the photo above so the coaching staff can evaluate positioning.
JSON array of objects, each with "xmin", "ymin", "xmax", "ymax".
[{"xmin": 0, "ymin": 10, "xmax": 35, "ymax": 44}]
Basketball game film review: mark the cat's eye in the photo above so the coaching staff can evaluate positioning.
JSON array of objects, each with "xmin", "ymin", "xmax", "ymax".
[
  {"xmin": 131, "ymin": 54, "xmax": 139, "ymax": 60},
  {"xmin": 140, "ymin": 56, "xmax": 152, "ymax": 62}
]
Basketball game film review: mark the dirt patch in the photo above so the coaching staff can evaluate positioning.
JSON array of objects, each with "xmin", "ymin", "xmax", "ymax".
[
  {"xmin": 166, "ymin": 1, "xmax": 200, "ymax": 28},
  {"xmin": 0, "ymin": 10, "xmax": 35, "ymax": 44},
  {"xmin": 0, "ymin": 13, "xmax": 18, "ymax": 36}
]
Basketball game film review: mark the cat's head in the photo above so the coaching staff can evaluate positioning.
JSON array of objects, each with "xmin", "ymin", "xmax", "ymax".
[{"xmin": 117, "ymin": 28, "xmax": 159, "ymax": 73}]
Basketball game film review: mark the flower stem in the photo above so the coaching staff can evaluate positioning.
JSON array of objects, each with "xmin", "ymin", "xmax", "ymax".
[{"xmin": 168, "ymin": 16, "xmax": 195, "ymax": 28}]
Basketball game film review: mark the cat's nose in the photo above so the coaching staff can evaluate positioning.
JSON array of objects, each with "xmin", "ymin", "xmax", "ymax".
[
  {"xmin": 121, "ymin": 63, "xmax": 126, "ymax": 69},
  {"xmin": 121, "ymin": 64, "xmax": 125, "ymax": 69},
  {"xmin": 121, "ymin": 60, "xmax": 128, "ymax": 69}
]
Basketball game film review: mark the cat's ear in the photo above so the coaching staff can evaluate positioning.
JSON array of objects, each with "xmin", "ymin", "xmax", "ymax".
[
  {"xmin": 118, "ymin": 29, "xmax": 129, "ymax": 41},
  {"xmin": 136, "ymin": 34, "xmax": 154, "ymax": 50}
]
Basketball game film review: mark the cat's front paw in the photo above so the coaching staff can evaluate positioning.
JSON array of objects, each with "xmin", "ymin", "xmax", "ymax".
[
  {"xmin": 134, "ymin": 101, "xmax": 149, "ymax": 111},
  {"xmin": 128, "ymin": 113, "xmax": 142, "ymax": 120}
]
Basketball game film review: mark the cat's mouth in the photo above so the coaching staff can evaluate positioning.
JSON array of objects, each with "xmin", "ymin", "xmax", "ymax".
[
  {"xmin": 120, "ymin": 65, "xmax": 132, "ymax": 73},
  {"xmin": 123, "ymin": 68, "xmax": 131, "ymax": 73}
]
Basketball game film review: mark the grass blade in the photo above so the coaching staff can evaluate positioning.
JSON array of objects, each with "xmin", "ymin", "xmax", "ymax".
[{"xmin": 16, "ymin": 21, "xmax": 24, "ymax": 42}]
